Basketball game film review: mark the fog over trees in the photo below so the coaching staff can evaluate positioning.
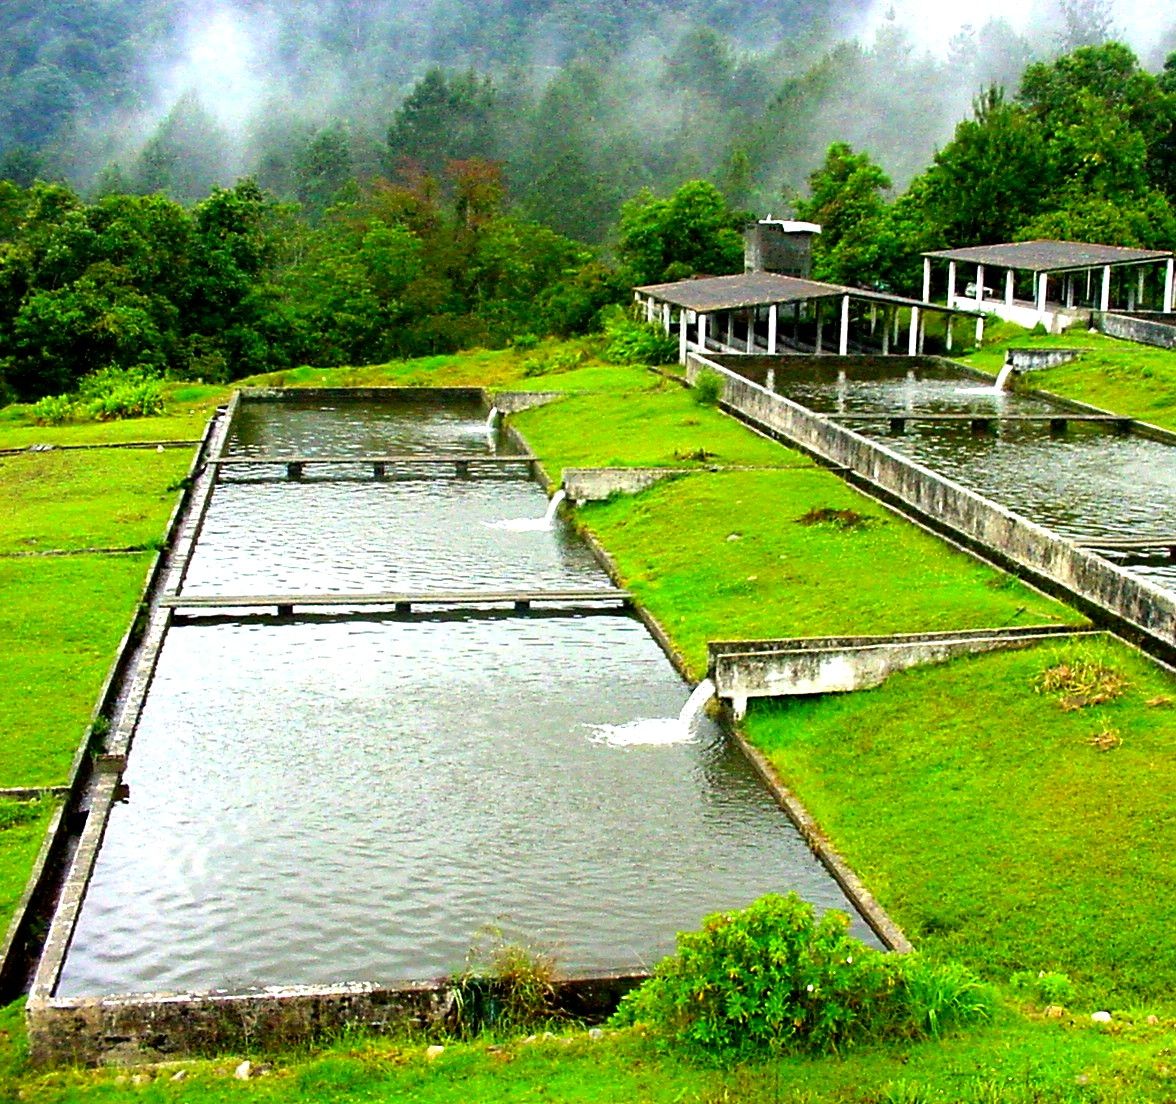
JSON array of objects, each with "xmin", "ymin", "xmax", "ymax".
[{"xmin": 0, "ymin": 2, "xmax": 1173, "ymax": 405}]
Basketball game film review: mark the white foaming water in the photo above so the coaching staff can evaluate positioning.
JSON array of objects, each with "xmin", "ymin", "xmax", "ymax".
[
  {"xmin": 486, "ymin": 406, "xmax": 500, "ymax": 429},
  {"xmin": 487, "ymin": 489, "xmax": 566, "ymax": 532},
  {"xmin": 993, "ymin": 363, "xmax": 1016, "ymax": 392},
  {"xmin": 589, "ymin": 679, "xmax": 716, "ymax": 748}
]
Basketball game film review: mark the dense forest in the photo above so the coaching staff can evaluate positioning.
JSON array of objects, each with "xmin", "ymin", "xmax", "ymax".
[{"xmin": 0, "ymin": 1, "xmax": 1174, "ymax": 407}]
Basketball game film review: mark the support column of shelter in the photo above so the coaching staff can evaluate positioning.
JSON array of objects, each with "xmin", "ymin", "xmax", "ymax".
[
  {"xmin": 1164, "ymin": 258, "xmax": 1175, "ymax": 312},
  {"xmin": 1005, "ymin": 270, "xmax": 1014, "ymax": 307},
  {"xmin": 908, "ymin": 306, "xmax": 919, "ymax": 355},
  {"xmin": 974, "ymin": 263, "xmax": 984, "ymax": 310},
  {"xmin": 678, "ymin": 310, "xmax": 688, "ymax": 364},
  {"xmin": 947, "ymin": 261, "xmax": 957, "ymax": 307},
  {"xmin": 839, "ymin": 295, "xmax": 850, "ymax": 355},
  {"xmin": 922, "ymin": 258, "xmax": 932, "ymax": 303},
  {"xmin": 697, "ymin": 313, "xmax": 708, "ymax": 352},
  {"xmin": 814, "ymin": 300, "xmax": 824, "ymax": 353},
  {"xmin": 662, "ymin": 302, "xmax": 671, "ymax": 334},
  {"xmin": 1101, "ymin": 265, "xmax": 1112, "ymax": 313},
  {"xmin": 881, "ymin": 307, "xmax": 891, "ymax": 354},
  {"xmin": 768, "ymin": 304, "xmax": 778, "ymax": 354},
  {"xmin": 746, "ymin": 309, "xmax": 755, "ymax": 353}
]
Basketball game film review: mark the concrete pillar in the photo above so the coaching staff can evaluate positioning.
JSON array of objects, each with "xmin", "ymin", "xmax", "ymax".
[
  {"xmin": 725, "ymin": 311, "xmax": 734, "ymax": 348},
  {"xmin": 892, "ymin": 307, "xmax": 901, "ymax": 346},
  {"xmin": 814, "ymin": 300, "xmax": 823, "ymax": 353},
  {"xmin": 746, "ymin": 309, "xmax": 755, "ymax": 353},
  {"xmin": 697, "ymin": 313, "xmax": 708, "ymax": 351},
  {"xmin": 645, "ymin": 296, "xmax": 655, "ymax": 323},
  {"xmin": 945, "ymin": 314, "xmax": 953, "ymax": 352},
  {"xmin": 976, "ymin": 310, "xmax": 985, "ymax": 344},
  {"xmin": 869, "ymin": 304, "xmax": 877, "ymax": 335},
  {"xmin": 1137, "ymin": 267, "xmax": 1146, "ymax": 309},
  {"xmin": 1036, "ymin": 273, "xmax": 1047, "ymax": 313},
  {"xmin": 1086, "ymin": 269, "xmax": 1092, "ymax": 303},
  {"xmin": 1100, "ymin": 265, "xmax": 1111, "ymax": 313},
  {"xmin": 1164, "ymin": 258, "xmax": 1175, "ymax": 312},
  {"xmin": 839, "ymin": 295, "xmax": 850, "ymax": 355},
  {"xmin": 768, "ymin": 303, "xmax": 778, "ymax": 354},
  {"xmin": 678, "ymin": 310, "xmax": 688, "ymax": 364},
  {"xmin": 908, "ymin": 306, "xmax": 919, "ymax": 355},
  {"xmin": 922, "ymin": 257, "xmax": 932, "ymax": 302},
  {"xmin": 793, "ymin": 301, "xmax": 801, "ymax": 344},
  {"xmin": 1065, "ymin": 275, "xmax": 1075, "ymax": 309},
  {"xmin": 917, "ymin": 313, "xmax": 926, "ymax": 355},
  {"xmin": 1127, "ymin": 278, "xmax": 1136, "ymax": 311},
  {"xmin": 1005, "ymin": 269, "xmax": 1015, "ymax": 307},
  {"xmin": 662, "ymin": 302, "xmax": 671, "ymax": 333},
  {"xmin": 881, "ymin": 308, "xmax": 891, "ymax": 354},
  {"xmin": 975, "ymin": 263, "xmax": 985, "ymax": 307},
  {"xmin": 947, "ymin": 261, "xmax": 957, "ymax": 306}
]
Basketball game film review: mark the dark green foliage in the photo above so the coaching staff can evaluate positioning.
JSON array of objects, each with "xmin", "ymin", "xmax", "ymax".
[
  {"xmin": 617, "ymin": 180, "xmax": 747, "ymax": 286},
  {"xmin": 692, "ymin": 368, "xmax": 724, "ymax": 406},
  {"xmin": 601, "ymin": 307, "xmax": 678, "ymax": 366},
  {"xmin": 613, "ymin": 893, "xmax": 993, "ymax": 1063}
]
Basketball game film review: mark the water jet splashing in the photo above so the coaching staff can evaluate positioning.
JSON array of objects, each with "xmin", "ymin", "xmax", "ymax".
[
  {"xmin": 993, "ymin": 363, "xmax": 1016, "ymax": 392},
  {"xmin": 679, "ymin": 678, "xmax": 716, "ymax": 729},
  {"xmin": 486, "ymin": 406, "xmax": 501, "ymax": 430},
  {"xmin": 588, "ymin": 679, "xmax": 715, "ymax": 747},
  {"xmin": 486, "ymin": 489, "xmax": 567, "ymax": 532}
]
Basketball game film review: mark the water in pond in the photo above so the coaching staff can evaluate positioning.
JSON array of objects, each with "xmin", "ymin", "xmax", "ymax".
[
  {"xmin": 58, "ymin": 399, "xmax": 877, "ymax": 998},
  {"xmin": 740, "ymin": 362, "xmax": 1176, "ymax": 592}
]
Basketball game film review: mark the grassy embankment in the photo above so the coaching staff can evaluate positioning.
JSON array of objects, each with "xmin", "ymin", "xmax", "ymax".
[{"xmin": 2, "ymin": 337, "xmax": 1174, "ymax": 1101}]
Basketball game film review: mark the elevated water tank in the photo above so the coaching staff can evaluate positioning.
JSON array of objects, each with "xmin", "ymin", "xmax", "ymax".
[{"xmin": 744, "ymin": 219, "xmax": 822, "ymax": 278}]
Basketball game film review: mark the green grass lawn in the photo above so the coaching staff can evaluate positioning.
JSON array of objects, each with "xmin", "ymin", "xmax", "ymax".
[
  {"xmin": 956, "ymin": 322, "xmax": 1176, "ymax": 431},
  {"xmin": 0, "ymin": 554, "xmax": 153, "ymax": 788},
  {"xmin": 745, "ymin": 635, "xmax": 1176, "ymax": 1007},
  {"xmin": 5, "ymin": 1007, "xmax": 1176, "ymax": 1103},
  {"xmin": 0, "ymin": 799, "xmax": 56, "ymax": 938},
  {"xmin": 0, "ymin": 450, "xmax": 191, "ymax": 554},
  {"xmin": 513, "ymin": 377, "xmax": 809, "ymax": 471},
  {"xmin": 570, "ymin": 470, "xmax": 1078, "ymax": 674}
]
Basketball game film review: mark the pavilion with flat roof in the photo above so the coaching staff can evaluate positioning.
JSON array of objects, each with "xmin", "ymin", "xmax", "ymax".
[
  {"xmin": 634, "ymin": 272, "xmax": 984, "ymax": 364},
  {"xmin": 922, "ymin": 240, "xmax": 1175, "ymax": 333}
]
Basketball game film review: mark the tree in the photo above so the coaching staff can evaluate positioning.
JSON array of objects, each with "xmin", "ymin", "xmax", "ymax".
[
  {"xmin": 794, "ymin": 142, "xmax": 891, "ymax": 285},
  {"xmin": 616, "ymin": 180, "xmax": 746, "ymax": 285},
  {"xmin": 386, "ymin": 69, "xmax": 502, "ymax": 178},
  {"xmin": 912, "ymin": 87, "xmax": 1052, "ymax": 245},
  {"xmin": 294, "ymin": 124, "xmax": 354, "ymax": 219}
]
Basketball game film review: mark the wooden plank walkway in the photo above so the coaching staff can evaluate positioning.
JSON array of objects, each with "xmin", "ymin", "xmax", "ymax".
[
  {"xmin": 161, "ymin": 589, "xmax": 632, "ymax": 616},
  {"xmin": 207, "ymin": 454, "xmax": 535, "ymax": 479},
  {"xmin": 1073, "ymin": 536, "xmax": 1176, "ymax": 555},
  {"xmin": 828, "ymin": 413, "xmax": 1132, "ymax": 435}
]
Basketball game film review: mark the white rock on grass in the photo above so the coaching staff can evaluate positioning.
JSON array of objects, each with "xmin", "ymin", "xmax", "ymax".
[
  {"xmin": 1091, "ymin": 1010, "xmax": 1112, "ymax": 1024},
  {"xmin": 426, "ymin": 1045, "xmax": 445, "ymax": 1060},
  {"xmin": 234, "ymin": 1060, "xmax": 252, "ymax": 1080}
]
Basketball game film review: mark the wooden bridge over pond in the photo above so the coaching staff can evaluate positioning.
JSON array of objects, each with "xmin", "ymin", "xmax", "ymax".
[
  {"xmin": 207, "ymin": 453, "xmax": 536, "ymax": 480},
  {"xmin": 160, "ymin": 588, "xmax": 632, "ymax": 618}
]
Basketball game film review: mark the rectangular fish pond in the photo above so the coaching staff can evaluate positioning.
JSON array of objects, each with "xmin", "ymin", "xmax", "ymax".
[
  {"xmin": 732, "ymin": 358, "xmax": 1176, "ymax": 594},
  {"xmin": 49, "ymin": 392, "xmax": 880, "ymax": 1012}
]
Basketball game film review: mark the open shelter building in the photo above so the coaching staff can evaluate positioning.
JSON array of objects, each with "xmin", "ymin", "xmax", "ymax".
[
  {"xmin": 634, "ymin": 272, "xmax": 985, "ymax": 365},
  {"xmin": 922, "ymin": 240, "xmax": 1175, "ymax": 333}
]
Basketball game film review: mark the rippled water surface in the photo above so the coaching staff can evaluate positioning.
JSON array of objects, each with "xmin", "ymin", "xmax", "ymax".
[{"xmin": 59, "ymin": 397, "xmax": 876, "ymax": 997}]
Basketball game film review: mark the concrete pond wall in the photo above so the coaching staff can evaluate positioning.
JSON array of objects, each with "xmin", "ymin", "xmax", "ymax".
[
  {"xmin": 1095, "ymin": 312, "xmax": 1176, "ymax": 350},
  {"xmin": 687, "ymin": 352, "xmax": 1176, "ymax": 660},
  {"xmin": 709, "ymin": 625, "xmax": 1099, "ymax": 717}
]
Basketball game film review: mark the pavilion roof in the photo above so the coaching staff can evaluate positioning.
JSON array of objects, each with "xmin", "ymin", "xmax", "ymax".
[
  {"xmin": 636, "ymin": 272, "xmax": 983, "ymax": 315},
  {"xmin": 923, "ymin": 240, "xmax": 1173, "ymax": 273}
]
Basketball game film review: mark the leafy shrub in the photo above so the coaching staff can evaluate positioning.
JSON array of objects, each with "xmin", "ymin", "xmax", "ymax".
[
  {"xmin": 692, "ymin": 368, "xmax": 723, "ymax": 406},
  {"xmin": 522, "ymin": 348, "xmax": 585, "ymax": 378},
  {"xmin": 30, "ymin": 393, "xmax": 76, "ymax": 425},
  {"xmin": 511, "ymin": 333, "xmax": 541, "ymax": 352},
  {"xmin": 612, "ymin": 893, "xmax": 992, "ymax": 1063},
  {"xmin": 1010, "ymin": 969, "xmax": 1076, "ymax": 1006},
  {"xmin": 78, "ymin": 365, "xmax": 165, "ymax": 421},
  {"xmin": 601, "ymin": 306, "xmax": 678, "ymax": 366}
]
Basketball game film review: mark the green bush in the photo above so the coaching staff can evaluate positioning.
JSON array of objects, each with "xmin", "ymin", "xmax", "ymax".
[
  {"xmin": 693, "ymin": 368, "xmax": 724, "ymax": 406},
  {"xmin": 78, "ymin": 366, "xmax": 165, "ymax": 421},
  {"xmin": 612, "ymin": 893, "xmax": 993, "ymax": 1063},
  {"xmin": 601, "ymin": 306, "xmax": 678, "ymax": 366},
  {"xmin": 30, "ymin": 393, "xmax": 76, "ymax": 425}
]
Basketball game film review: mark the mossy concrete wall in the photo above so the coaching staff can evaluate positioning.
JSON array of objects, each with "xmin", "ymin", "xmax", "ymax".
[
  {"xmin": 563, "ymin": 468, "xmax": 685, "ymax": 503},
  {"xmin": 1094, "ymin": 312, "xmax": 1176, "ymax": 350},
  {"xmin": 709, "ymin": 625, "xmax": 1098, "ymax": 716},
  {"xmin": 687, "ymin": 352, "xmax": 1176, "ymax": 658}
]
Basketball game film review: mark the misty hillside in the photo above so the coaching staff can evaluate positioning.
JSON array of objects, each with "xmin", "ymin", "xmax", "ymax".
[{"xmin": 0, "ymin": 0, "xmax": 1173, "ymax": 244}]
